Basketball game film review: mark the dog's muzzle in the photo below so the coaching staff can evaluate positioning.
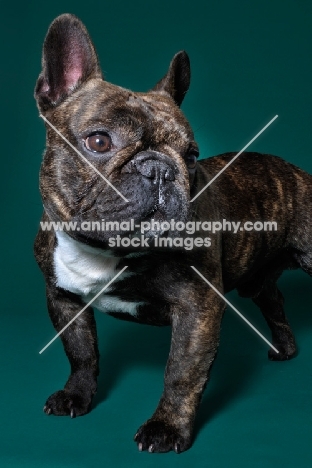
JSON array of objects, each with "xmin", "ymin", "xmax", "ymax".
[{"xmin": 122, "ymin": 150, "xmax": 177, "ymax": 185}]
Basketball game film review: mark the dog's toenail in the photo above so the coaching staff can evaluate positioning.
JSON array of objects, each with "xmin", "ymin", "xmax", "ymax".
[
  {"xmin": 174, "ymin": 443, "xmax": 181, "ymax": 454},
  {"xmin": 44, "ymin": 405, "xmax": 51, "ymax": 415}
]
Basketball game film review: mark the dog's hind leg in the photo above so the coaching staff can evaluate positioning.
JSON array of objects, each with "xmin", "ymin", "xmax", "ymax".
[
  {"xmin": 293, "ymin": 250, "xmax": 312, "ymax": 277},
  {"xmin": 252, "ymin": 278, "xmax": 297, "ymax": 361}
]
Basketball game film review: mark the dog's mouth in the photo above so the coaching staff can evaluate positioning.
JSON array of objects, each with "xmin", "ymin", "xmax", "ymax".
[
  {"xmin": 135, "ymin": 208, "xmax": 171, "ymax": 238},
  {"xmin": 60, "ymin": 150, "xmax": 190, "ymax": 248}
]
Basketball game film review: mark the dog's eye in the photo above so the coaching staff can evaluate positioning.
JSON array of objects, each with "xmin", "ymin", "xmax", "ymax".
[
  {"xmin": 186, "ymin": 149, "xmax": 199, "ymax": 169},
  {"xmin": 85, "ymin": 133, "xmax": 111, "ymax": 153}
]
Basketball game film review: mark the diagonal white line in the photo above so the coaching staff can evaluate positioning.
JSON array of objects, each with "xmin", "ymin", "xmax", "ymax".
[
  {"xmin": 39, "ymin": 266, "xmax": 128, "ymax": 354},
  {"xmin": 40, "ymin": 114, "xmax": 129, "ymax": 202},
  {"xmin": 190, "ymin": 115, "xmax": 278, "ymax": 202},
  {"xmin": 191, "ymin": 266, "xmax": 279, "ymax": 354}
]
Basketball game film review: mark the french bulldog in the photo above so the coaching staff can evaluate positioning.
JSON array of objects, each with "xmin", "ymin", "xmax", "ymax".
[{"xmin": 34, "ymin": 13, "xmax": 312, "ymax": 453}]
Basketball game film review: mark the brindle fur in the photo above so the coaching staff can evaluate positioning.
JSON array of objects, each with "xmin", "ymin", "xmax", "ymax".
[{"xmin": 34, "ymin": 14, "xmax": 312, "ymax": 453}]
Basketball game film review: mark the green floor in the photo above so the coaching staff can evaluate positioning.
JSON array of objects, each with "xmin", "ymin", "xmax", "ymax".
[
  {"xmin": 2, "ymin": 0, "xmax": 312, "ymax": 466},
  {"xmin": 2, "ymin": 263, "xmax": 312, "ymax": 467}
]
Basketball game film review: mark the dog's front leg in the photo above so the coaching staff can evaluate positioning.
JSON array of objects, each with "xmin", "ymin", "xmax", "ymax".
[
  {"xmin": 135, "ymin": 289, "xmax": 225, "ymax": 453},
  {"xmin": 43, "ymin": 284, "xmax": 99, "ymax": 418}
]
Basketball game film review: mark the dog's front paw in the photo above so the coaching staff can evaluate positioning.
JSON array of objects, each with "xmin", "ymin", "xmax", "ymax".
[
  {"xmin": 43, "ymin": 390, "xmax": 92, "ymax": 418},
  {"xmin": 134, "ymin": 420, "xmax": 191, "ymax": 453}
]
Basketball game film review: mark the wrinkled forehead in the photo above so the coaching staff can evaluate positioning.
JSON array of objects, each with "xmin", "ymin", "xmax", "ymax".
[{"xmin": 61, "ymin": 79, "xmax": 194, "ymax": 147}]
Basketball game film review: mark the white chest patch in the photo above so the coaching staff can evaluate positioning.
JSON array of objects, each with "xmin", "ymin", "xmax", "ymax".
[{"xmin": 53, "ymin": 232, "xmax": 143, "ymax": 316}]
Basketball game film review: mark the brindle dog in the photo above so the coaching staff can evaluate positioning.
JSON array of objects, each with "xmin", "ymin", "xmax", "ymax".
[{"xmin": 34, "ymin": 13, "xmax": 312, "ymax": 453}]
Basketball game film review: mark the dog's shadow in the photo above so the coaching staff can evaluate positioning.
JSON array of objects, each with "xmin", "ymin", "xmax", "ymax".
[
  {"xmin": 93, "ymin": 272, "xmax": 312, "ymax": 440},
  {"xmin": 93, "ymin": 322, "xmax": 171, "ymax": 405}
]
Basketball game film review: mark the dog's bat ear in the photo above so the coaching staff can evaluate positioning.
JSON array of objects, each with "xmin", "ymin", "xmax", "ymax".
[
  {"xmin": 35, "ymin": 14, "xmax": 102, "ymax": 111},
  {"xmin": 151, "ymin": 51, "xmax": 190, "ymax": 106}
]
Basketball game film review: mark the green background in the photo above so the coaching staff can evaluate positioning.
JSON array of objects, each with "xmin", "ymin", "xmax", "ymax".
[{"xmin": 1, "ymin": 0, "xmax": 312, "ymax": 466}]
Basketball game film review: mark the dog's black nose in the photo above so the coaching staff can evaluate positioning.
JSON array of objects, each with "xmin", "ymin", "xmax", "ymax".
[
  {"xmin": 122, "ymin": 151, "xmax": 176, "ymax": 183},
  {"xmin": 136, "ymin": 159, "xmax": 175, "ymax": 183}
]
